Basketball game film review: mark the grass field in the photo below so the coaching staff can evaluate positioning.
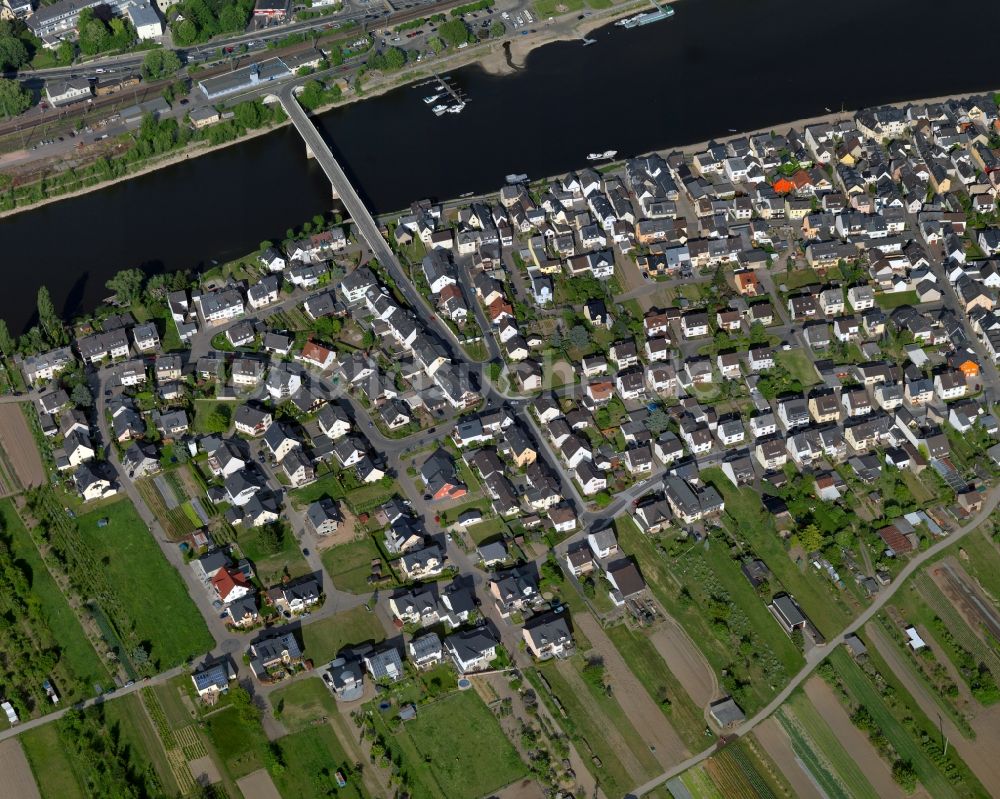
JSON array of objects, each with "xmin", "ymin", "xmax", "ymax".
[
  {"xmin": 954, "ymin": 531, "xmax": 1000, "ymax": 602},
  {"xmin": 75, "ymin": 499, "xmax": 213, "ymax": 670},
  {"xmin": 780, "ymin": 693, "xmax": 879, "ymax": 799},
  {"xmin": 271, "ymin": 726, "xmax": 367, "ymax": 799},
  {"xmin": 104, "ymin": 693, "xmax": 179, "ymax": 796},
  {"xmin": 617, "ymin": 517, "xmax": 802, "ymax": 712},
  {"xmin": 300, "ymin": 606, "xmax": 385, "ymax": 663},
  {"xmin": 237, "ymin": 526, "xmax": 312, "ymax": 585},
  {"xmin": 21, "ymin": 724, "xmax": 85, "ymax": 799},
  {"xmin": 534, "ymin": 0, "xmax": 583, "ymax": 17},
  {"xmin": 605, "ymin": 622, "xmax": 708, "ymax": 750},
  {"xmin": 320, "ymin": 535, "xmax": 387, "ymax": 594},
  {"xmin": 191, "ymin": 399, "xmax": 234, "ymax": 434},
  {"xmin": 0, "ymin": 499, "xmax": 109, "ymax": 698},
  {"xmin": 829, "ymin": 647, "xmax": 981, "ymax": 799},
  {"xmin": 782, "ymin": 268, "xmax": 821, "ymax": 292},
  {"xmin": 775, "ymin": 349, "xmax": 821, "ymax": 386},
  {"xmin": 206, "ymin": 705, "xmax": 269, "ymax": 780},
  {"xmin": 292, "ymin": 473, "xmax": 398, "ymax": 515},
  {"xmin": 397, "ymin": 690, "xmax": 526, "ymax": 799},
  {"xmin": 876, "ymin": 290, "xmax": 920, "ymax": 309},
  {"xmin": 703, "ymin": 469, "xmax": 856, "ymax": 637},
  {"xmin": 271, "ymin": 678, "xmax": 339, "ymax": 732}
]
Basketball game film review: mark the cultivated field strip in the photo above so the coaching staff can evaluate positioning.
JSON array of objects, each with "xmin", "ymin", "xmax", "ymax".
[{"xmin": 916, "ymin": 574, "xmax": 1000, "ymax": 677}]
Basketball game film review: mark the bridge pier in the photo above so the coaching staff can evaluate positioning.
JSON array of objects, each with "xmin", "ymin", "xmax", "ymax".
[{"xmin": 305, "ymin": 142, "xmax": 315, "ymax": 159}]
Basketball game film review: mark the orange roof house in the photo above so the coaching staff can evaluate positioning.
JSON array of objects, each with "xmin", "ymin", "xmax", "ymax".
[
  {"xmin": 299, "ymin": 340, "xmax": 336, "ymax": 370},
  {"xmin": 211, "ymin": 568, "xmax": 252, "ymax": 604},
  {"xmin": 771, "ymin": 176, "xmax": 795, "ymax": 195},
  {"xmin": 956, "ymin": 358, "xmax": 980, "ymax": 378},
  {"xmin": 735, "ymin": 270, "xmax": 762, "ymax": 296}
]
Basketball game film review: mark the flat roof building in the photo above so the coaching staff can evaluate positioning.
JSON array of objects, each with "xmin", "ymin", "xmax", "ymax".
[{"xmin": 198, "ymin": 58, "xmax": 291, "ymax": 100}]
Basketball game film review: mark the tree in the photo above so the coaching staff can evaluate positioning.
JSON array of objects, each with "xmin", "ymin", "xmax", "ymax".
[
  {"xmin": 799, "ymin": 523, "xmax": 823, "ymax": 555},
  {"xmin": 0, "ymin": 319, "xmax": 12, "ymax": 357},
  {"xmin": 489, "ymin": 20, "xmax": 505, "ymax": 37},
  {"xmin": 106, "ymin": 267, "xmax": 145, "ymax": 305},
  {"xmin": 567, "ymin": 325, "xmax": 590, "ymax": 351},
  {"xmin": 0, "ymin": 32, "xmax": 27, "ymax": 72},
  {"xmin": 36, "ymin": 286, "xmax": 64, "ymax": 346},
  {"xmin": 0, "ymin": 78, "xmax": 30, "ymax": 120},
  {"xmin": 141, "ymin": 48, "xmax": 181, "ymax": 80},
  {"xmin": 77, "ymin": 10, "xmax": 110, "ymax": 56},
  {"xmin": 644, "ymin": 408, "xmax": 671, "ymax": 435},
  {"xmin": 256, "ymin": 524, "xmax": 285, "ymax": 555},
  {"xmin": 71, "ymin": 382, "xmax": 93, "ymax": 407},
  {"xmin": 203, "ymin": 405, "xmax": 231, "ymax": 433},
  {"xmin": 55, "ymin": 40, "xmax": 75, "ymax": 66},
  {"xmin": 438, "ymin": 18, "xmax": 470, "ymax": 47}
]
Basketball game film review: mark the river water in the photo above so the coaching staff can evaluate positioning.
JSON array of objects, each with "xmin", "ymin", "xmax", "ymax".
[{"xmin": 2, "ymin": 0, "xmax": 1000, "ymax": 332}]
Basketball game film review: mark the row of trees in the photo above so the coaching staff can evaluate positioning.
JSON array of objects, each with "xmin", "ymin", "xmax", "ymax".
[
  {"xmin": 169, "ymin": 0, "xmax": 255, "ymax": 46},
  {"xmin": 77, "ymin": 8, "xmax": 136, "ymax": 57}
]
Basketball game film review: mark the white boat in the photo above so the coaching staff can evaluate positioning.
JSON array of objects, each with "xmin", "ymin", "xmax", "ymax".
[
  {"xmin": 587, "ymin": 150, "xmax": 617, "ymax": 161},
  {"xmin": 447, "ymin": 103, "xmax": 465, "ymax": 113},
  {"xmin": 423, "ymin": 93, "xmax": 440, "ymax": 104},
  {"xmin": 506, "ymin": 173, "xmax": 528, "ymax": 184},
  {"xmin": 432, "ymin": 104, "xmax": 449, "ymax": 115}
]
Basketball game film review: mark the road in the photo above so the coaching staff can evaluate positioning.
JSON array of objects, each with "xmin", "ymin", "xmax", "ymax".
[
  {"xmin": 629, "ymin": 479, "xmax": 1000, "ymax": 797},
  {"xmin": 0, "ymin": 663, "xmax": 188, "ymax": 745}
]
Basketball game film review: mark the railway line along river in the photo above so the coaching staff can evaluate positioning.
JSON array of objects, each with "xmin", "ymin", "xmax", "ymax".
[{"xmin": 2, "ymin": 0, "xmax": 999, "ymax": 332}]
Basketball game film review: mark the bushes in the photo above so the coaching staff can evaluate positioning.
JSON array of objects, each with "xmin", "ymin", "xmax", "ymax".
[{"xmin": 930, "ymin": 615, "xmax": 1000, "ymax": 704}]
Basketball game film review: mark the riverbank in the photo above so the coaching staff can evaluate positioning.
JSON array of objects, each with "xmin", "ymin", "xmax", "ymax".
[{"xmin": 0, "ymin": 2, "xmax": 643, "ymax": 220}]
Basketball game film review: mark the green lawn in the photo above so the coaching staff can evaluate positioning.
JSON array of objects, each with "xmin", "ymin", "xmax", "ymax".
[
  {"xmin": 467, "ymin": 517, "xmax": 507, "ymax": 545},
  {"xmin": 605, "ymin": 622, "xmax": 707, "ymax": 750},
  {"xmin": 783, "ymin": 268, "xmax": 821, "ymax": 291},
  {"xmin": 0, "ymin": 499, "xmax": 110, "ymax": 698},
  {"xmin": 75, "ymin": 499, "xmax": 213, "ymax": 670},
  {"xmin": 399, "ymin": 690, "xmax": 526, "ymax": 799},
  {"xmin": 205, "ymin": 705, "xmax": 269, "ymax": 780},
  {"xmin": 237, "ymin": 526, "xmax": 311, "ymax": 585},
  {"xmin": 702, "ymin": 469, "xmax": 856, "ymax": 638},
  {"xmin": 21, "ymin": 725, "xmax": 85, "ymax": 799},
  {"xmin": 875, "ymin": 290, "xmax": 919, "ymax": 310},
  {"xmin": 271, "ymin": 678, "xmax": 339, "ymax": 732},
  {"xmin": 829, "ymin": 648, "xmax": 983, "ymax": 799},
  {"xmin": 320, "ymin": 536, "xmax": 386, "ymax": 594},
  {"xmin": 617, "ymin": 517, "xmax": 802, "ymax": 713},
  {"xmin": 300, "ymin": 606, "xmax": 385, "ymax": 663},
  {"xmin": 291, "ymin": 473, "xmax": 398, "ymax": 515},
  {"xmin": 191, "ymin": 399, "xmax": 233, "ymax": 434},
  {"xmin": 290, "ymin": 472, "xmax": 346, "ymax": 506},
  {"xmin": 775, "ymin": 349, "xmax": 821, "ymax": 386},
  {"xmin": 534, "ymin": 0, "xmax": 583, "ymax": 18},
  {"xmin": 271, "ymin": 726, "xmax": 367, "ymax": 799}
]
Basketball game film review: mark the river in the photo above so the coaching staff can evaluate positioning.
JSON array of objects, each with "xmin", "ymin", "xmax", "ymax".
[{"xmin": 2, "ymin": 0, "xmax": 1000, "ymax": 332}]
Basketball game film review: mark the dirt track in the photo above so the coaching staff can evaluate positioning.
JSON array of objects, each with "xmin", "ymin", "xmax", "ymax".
[
  {"xmin": 0, "ymin": 739, "xmax": 40, "ymax": 799},
  {"xmin": 574, "ymin": 613, "xmax": 689, "ymax": 766},
  {"xmin": 0, "ymin": 404, "xmax": 44, "ymax": 491},
  {"xmin": 236, "ymin": 769, "xmax": 282, "ymax": 799},
  {"xmin": 648, "ymin": 615, "xmax": 718, "ymax": 708},
  {"xmin": 803, "ymin": 677, "xmax": 916, "ymax": 799},
  {"xmin": 752, "ymin": 718, "xmax": 823, "ymax": 799}
]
